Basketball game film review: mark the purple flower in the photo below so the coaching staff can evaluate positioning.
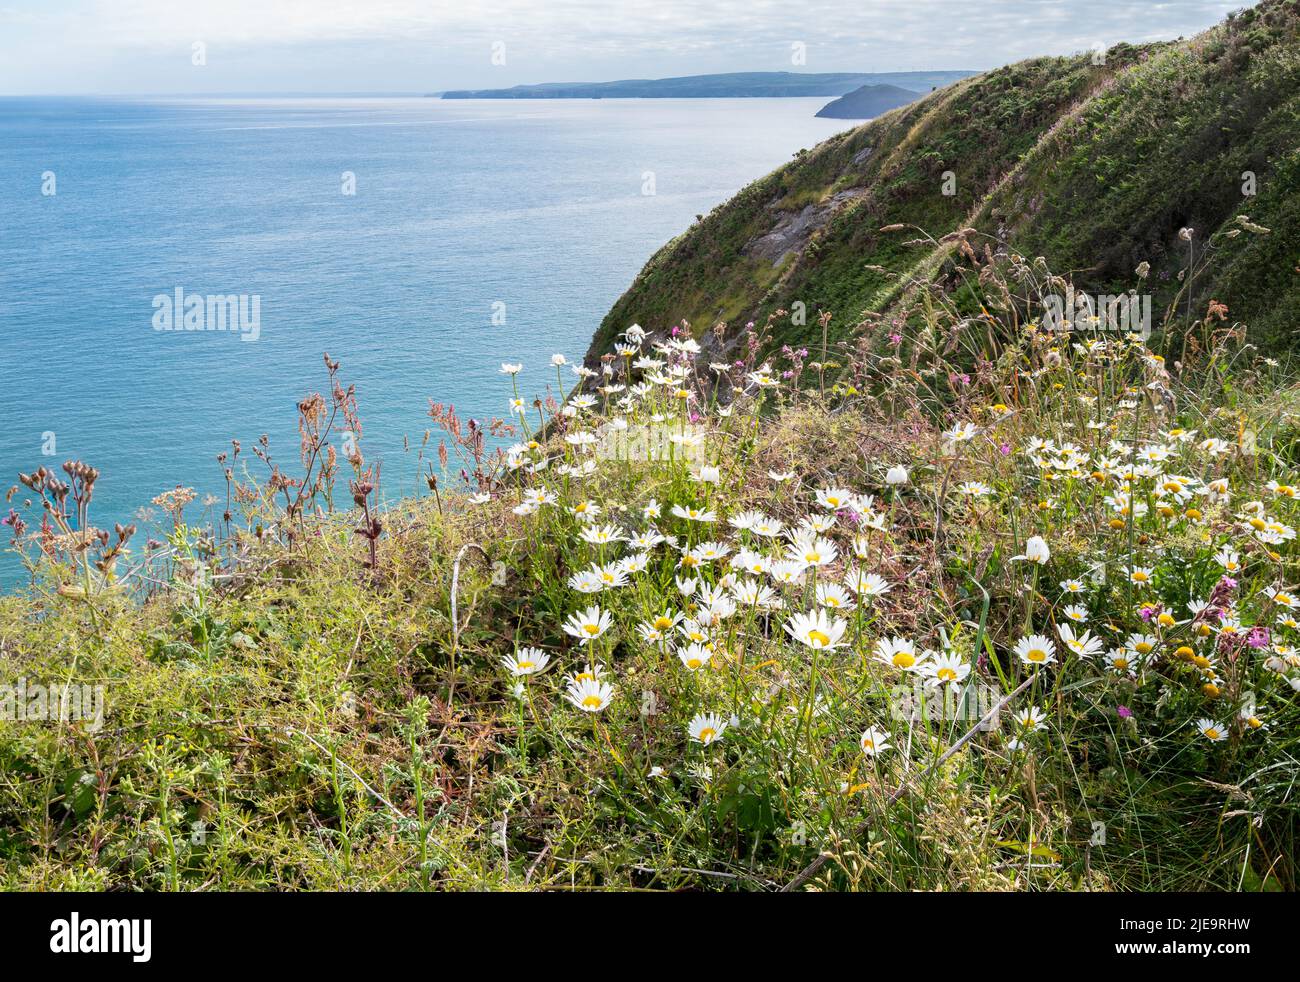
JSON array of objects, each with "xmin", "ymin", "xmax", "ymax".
[
  {"xmin": 1247, "ymin": 627, "xmax": 1270, "ymax": 649},
  {"xmin": 1117, "ymin": 705, "xmax": 1133, "ymax": 720}
]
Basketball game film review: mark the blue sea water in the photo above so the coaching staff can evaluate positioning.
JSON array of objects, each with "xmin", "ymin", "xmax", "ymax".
[{"xmin": 0, "ymin": 96, "xmax": 849, "ymax": 581}]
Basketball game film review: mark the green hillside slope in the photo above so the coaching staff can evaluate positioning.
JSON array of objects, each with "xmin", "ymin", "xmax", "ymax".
[{"xmin": 588, "ymin": 0, "xmax": 1300, "ymax": 363}]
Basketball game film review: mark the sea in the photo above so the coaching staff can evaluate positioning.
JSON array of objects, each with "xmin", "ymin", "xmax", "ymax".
[{"xmin": 0, "ymin": 96, "xmax": 851, "ymax": 582}]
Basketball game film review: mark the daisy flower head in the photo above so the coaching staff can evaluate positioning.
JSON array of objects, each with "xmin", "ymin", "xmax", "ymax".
[
  {"xmin": 944, "ymin": 421, "xmax": 979, "ymax": 445},
  {"xmin": 784, "ymin": 609, "xmax": 848, "ymax": 650},
  {"xmin": 570, "ymin": 500, "xmax": 601, "ymax": 522},
  {"xmin": 859, "ymin": 726, "xmax": 892, "ymax": 757},
  {"xmin": 1057, "ymin": 623, "xmax": 1103, "ymax": 659},
  {"xmin": 1062, "ymin": 604, "xmax": 1089, "ymax": 623},
  {"xmin": 768, "ymin": 559, "xmax": 808, "ymax": 586},
  {"xmin": 677, "ymin": 643, "xmax": 714, "ymax": 671},
  {"xmin": 730, "ymin": 578, "xmax": 781, "ymax": 609},
  {"xmin": 562, "ymin": 605, "xmax": 612, "ymax": 644},
  {"xmin": 845, "ymin": 568, "xmax": 891, "ymax": 598},
  {"xmin": 1196, "ymin": 718, "xmax": 1228, "ymax": 742},
  {"xmin": 688, "ymin": 712, "xmax": 728, "ymax": 745},
  {"xmin": 670, "ymin": 503, "xmax": 716, "ymax": 523},
  {"xmin": 924, "ymin": 650, "xmax": 971, "ymax": 688},
  {"xmin": 501, "ymin": 646, "xmax": 551, "ymax": 677},
  {"xmin": 1013, "ymin": 705, "xmax": 1048, "ymax": 734},
  {"xmin": 649, "ymin": 609, "xmax": 685, "ymax": 633},
  {"xmin": 875, "ymin": 636, "xmax": 925, "ymax": 671},
  {"xmin": 816, "ymin": 582, "xmax": 855, "ymax": 611},
  {"xmin": 568, "ymin": 569, "xmax": 604, "ymax": 594},
  {"xmin": 578, "ymin": 523, "xmax": 624, "ymax": 546},
  {"xmin": 786, "ymin": 532, "xmax": 838, "ymax": 568},
  {"xmin": 1104, "ymin": 648, "xmax": 1137, "ymax": 676},
  {"xmin": 1125, "ymin": 632, "xmax": 1158, "ymax": 658},
  {"xmin": 956, "ymin": 481, "xmax": 993, "ymax": 498},
  {"xmin": 565, "ymin": 677, "xmax": 614, "ymax": 713},
  {"xmin": 1014, "ymin": 634, "xmax": 1057, "ymax": 668},
  {"xmin": 1265, "ymin": 585, "xmax": 1299, "ymax": 609},
  {"xmin": 815, "ymin": 487, "xmax": 854, "ymax": 511},
  {"xmin": 678, "ymin": 618, "xmax": 711, "ymax": 645}
]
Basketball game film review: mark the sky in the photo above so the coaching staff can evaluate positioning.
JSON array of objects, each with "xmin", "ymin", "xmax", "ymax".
[{"xmin": 0, "ymin": 0, "xmax": 1254, "ymax": 95}]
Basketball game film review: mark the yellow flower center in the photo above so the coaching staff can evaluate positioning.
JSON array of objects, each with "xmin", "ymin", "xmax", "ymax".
[
  {"xmin": 1027, "ymin": 649, "xmax": 1047, "ymax": 662},
  {"xmin": 1205, "ymin": 728, "xmax": 1220, "ymax": 740},
  {"xmin": 517, "ymin": 661, "xmax": 534, "ymax": 671},
  {"xmin": 686, "ymin": 658, "xmax": 703, "ymax": 669},
  {"xmin": 1132, "ymin": 571, "xmax": 1149, "ymax": 583},
  {"xmin": 893, "ymin": 652, "xmax": 915, "ymax": 669},
  {"xmin": 654, "ymin": 616, "xmax": 673, "ymax": 630},
  {"xmin": 808, "ymin": 630, "xmax": 830, "ymax": 647},
  {"xmin": 1134, "ymin": 642, "xmax": 1153, "ymax": 654},
  {"xmin": 698, "ymin": 727, "xmax": 716, "ymax": 743},
  {"xmin": 583, "ymin": 623, "xmax": 600, "ymax": 635},
  {"xmin": 582, "ymin": 695, "xmax": 603, "ymax": 709},
  {"xmin": 937, "ymin": 668, "xmax": 956, "ymax": 681},
  {"xmin": 1113, "ymin": 658, "xmax": 1129, "ymax": 670}
]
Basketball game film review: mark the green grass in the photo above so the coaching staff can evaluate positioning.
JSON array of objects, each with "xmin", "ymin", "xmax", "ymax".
[
  {"xmin": 587, "ymin": 0, "xmax": 1300, "ymax": 366},
  {"xmin": 3, "ymin": 243, "xmax": 1298, "ymax": 891}
]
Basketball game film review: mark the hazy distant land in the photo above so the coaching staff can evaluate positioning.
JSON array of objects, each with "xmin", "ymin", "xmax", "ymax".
[{"xmin": 439, "ymin": 70, "xmax": 975, "ymax": 100}]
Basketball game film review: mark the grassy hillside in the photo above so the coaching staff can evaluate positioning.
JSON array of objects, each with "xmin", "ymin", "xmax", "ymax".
[
  {"xmin": 3, "ymin": 255, "xmax": 1299, "ymax": 892},
  {"xmin": 588, "ymin": 0, "xmax": 1300, "ymax": 362},
  {"xmin": 5, "ymin": 2, "xmax": 1300, "ymax": 897}
]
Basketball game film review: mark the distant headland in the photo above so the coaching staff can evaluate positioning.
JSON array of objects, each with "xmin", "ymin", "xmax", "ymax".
[
  {"xmin": 438, "ymin": 70, "xmax": 975, "ymax": 100},
  {"xmin": 814, "ymin": 83, "xmax": 922, "ymax": 118}
]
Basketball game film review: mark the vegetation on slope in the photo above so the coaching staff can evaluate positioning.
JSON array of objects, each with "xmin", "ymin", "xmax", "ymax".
[
  {"xmin": 2, "ymin": 246, "xmax": 1298, "ymax": 891},
  {"xmin": 588, "ymin": 0, "xmax": 1300, "ymax": 363}
]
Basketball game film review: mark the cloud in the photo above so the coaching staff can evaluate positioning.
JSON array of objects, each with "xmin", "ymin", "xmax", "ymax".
[{"xmin": 0, "ymin": 0, "xmax": 1253, "ymax": 94}]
